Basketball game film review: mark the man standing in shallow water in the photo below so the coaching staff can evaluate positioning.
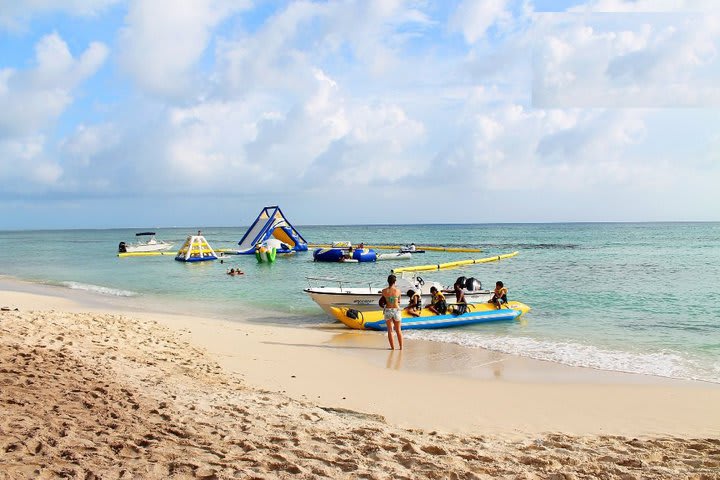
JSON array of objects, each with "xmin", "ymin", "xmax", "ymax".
[{"xmin": 380, "ymin": 274, "xmax": 404, "ymax": 350}]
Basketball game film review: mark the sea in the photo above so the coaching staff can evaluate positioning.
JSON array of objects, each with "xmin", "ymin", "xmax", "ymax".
[{"xmin": 1, "ymin": 223, "xmax": 718, "ymax": 384}]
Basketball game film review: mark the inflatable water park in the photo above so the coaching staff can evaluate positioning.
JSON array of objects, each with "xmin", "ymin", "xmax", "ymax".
[
  {"xmin": 175, "ymin": 233, "xmax": 218, "ymax": 262},
  {"xmin": 237, "ymin": 205, "xmax": 308, "ymax": 255},
  {"xmin": 313, "ymin": 242, "xmax": 378, "ymax": 263}
]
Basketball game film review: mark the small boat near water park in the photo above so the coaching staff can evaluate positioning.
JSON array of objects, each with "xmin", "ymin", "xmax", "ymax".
[
  {"xmin": 399, "ymin": 244, "xmax": 425, "ymax": 253},
  {"xmin": 330, "ymin": 301, "xmax": 531, "ymax": 330},
  {"xmin": 118, "ymin": 232, "xmax": 174, "ymax": 253}
]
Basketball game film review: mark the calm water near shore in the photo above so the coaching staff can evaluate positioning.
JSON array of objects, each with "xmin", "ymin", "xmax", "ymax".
[{"xmin": 1, "ymin": 223, "xmax": 718, "ymax": 383}]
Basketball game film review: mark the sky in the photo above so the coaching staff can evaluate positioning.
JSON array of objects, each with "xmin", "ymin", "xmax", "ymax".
[{"xmin": 1, "ymin": 0, "xmax": 719, "ymax": 229}]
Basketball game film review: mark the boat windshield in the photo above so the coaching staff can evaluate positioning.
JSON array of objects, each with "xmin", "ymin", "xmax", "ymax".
[{"xmin": 306, "ymin": 276, "xmax": 375, "ymax": 291}]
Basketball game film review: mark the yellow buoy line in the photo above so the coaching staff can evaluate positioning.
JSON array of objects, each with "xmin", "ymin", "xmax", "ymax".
[
  {"xmin": 307, "ymin": 244, "xmax": 484, "ymax": 253},
  {"xmin": 391, "ymin": 251, "xmax": 519, "ymax": 274},
  {"xmin": 117, "ymin": 251, "xmax": 179, "ymax": 258}
]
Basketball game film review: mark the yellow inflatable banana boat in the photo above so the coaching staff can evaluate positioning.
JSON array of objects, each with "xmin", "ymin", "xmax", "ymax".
[{"xmin": 330, "ymin": 301, "xmax": 531, "ymax": 330}]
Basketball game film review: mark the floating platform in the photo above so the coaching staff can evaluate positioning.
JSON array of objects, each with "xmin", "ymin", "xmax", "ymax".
[{"xmin": 313, "ymin": 248, "xmax": 377, "ymax": 262}]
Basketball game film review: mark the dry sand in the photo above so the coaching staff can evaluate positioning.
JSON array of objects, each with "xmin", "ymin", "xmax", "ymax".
[{"xmin": 1, "ymin": 288, "xmax": 719, "ymax": 479}]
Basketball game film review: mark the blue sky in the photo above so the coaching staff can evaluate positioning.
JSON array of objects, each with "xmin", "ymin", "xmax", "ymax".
[{"xmin": 1, "ymin": 0, "xmax": 719, "ymax": 229}]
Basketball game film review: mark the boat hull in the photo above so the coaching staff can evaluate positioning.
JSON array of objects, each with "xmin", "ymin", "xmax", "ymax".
[
  {"xmin": 330, "ymin": 301, "xmax": 530, "ymax": 330},
  {"xmin": 123, "ymin": 242, "xmax": 174, "ymax": 253},
  {"xmin": 304, "ymin": 287, "xmax": 493, "ymax": 315}
]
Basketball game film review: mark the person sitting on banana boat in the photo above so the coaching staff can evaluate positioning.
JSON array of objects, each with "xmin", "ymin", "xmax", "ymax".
[
  {"xmin": 428, "ymin": 286, "xmax": 448, "ymax": 315},
  {"xmin": 405, "ymin": 289, "xmax": 422, "ymax": 317},
  {"xmin": 489, "ymin": 281, "xmax": 508, "ymax": 309},
  {"xmin": 452, "ymin": 281, "xmax": 467, "ymax": 315}
]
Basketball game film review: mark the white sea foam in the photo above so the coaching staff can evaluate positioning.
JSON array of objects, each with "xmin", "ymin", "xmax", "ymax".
[
  {"xmin": 62, "ymin": 281, "xmax": 138, "ymax": 297},
  {"xmin": 406, "ymin": 330, "xmax": 720, "ymax": 384}
]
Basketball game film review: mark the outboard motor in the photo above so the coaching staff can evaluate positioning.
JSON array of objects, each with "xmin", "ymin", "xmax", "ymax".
[
  {"xmin": 118, "ymin": 242, "xmax": 127, "ymax": 253},
  {"xmin": 455, "ymin": 276, "xmax": 467, "ymax": 288},
  {"xmin": 465, "ymin": 277, "xmax": 482, "ymax": 291}
]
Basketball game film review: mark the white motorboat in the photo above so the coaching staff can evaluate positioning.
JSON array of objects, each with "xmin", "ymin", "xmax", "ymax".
[
  {"xmin": 118, "ymin": 232, "xmax": 174, "ymax": 253},
  {"xmin": 304, "ymin": 274, "xmax": 492, "ymax": 315},
  {"xmin": 399, "ymin": 244, "xmax": 425, "ymax": 253}
]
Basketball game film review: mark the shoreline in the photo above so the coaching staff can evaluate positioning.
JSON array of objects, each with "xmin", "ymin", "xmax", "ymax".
[
  {"xmin": 1, "ymin": 274, "xmax": 716, "ymax": 387},
  {"xmin": 1, "ymin": 278, "xmax": 719, "ymax": 438}
]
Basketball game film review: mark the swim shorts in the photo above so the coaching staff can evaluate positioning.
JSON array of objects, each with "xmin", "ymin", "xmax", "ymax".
[{"xmin": 383, "ymin": 308, "xmax": 402, "ymax": 322}]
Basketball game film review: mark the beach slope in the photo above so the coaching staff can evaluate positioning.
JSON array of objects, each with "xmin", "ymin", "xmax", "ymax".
[{"xmin": 0, "ymin": 292, "xmax": 719, "ymax": 478}]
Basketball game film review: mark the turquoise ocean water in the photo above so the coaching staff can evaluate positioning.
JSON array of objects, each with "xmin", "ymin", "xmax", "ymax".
[{"xmin": 1, "ymin": 223, "xmax": 718, "ymax": 383}]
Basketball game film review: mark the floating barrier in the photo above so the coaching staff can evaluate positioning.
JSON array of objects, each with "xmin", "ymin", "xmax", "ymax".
[
  {"xmin": 391, "ymin": 251, "xmax": 519, "ymax": 274},
  {"xmin": 215, "ymin": 248, "xmax": 242, "ymax": 254},
  {"xmin": 308, "ymin": 244, "xmax": 483, "ymax": 253},
  {"xmin": 118, "ymin": 251, "xmax": 178, "ymax": 258},
  {"xmin": 417, "ymin": 246, "xmax": 483, "ymax": 253}
]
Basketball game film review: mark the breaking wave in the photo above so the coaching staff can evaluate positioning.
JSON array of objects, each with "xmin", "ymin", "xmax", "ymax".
[
  {"xmin": 61, "ymin": 281, "xmax": 139, "ymax": 297},
  {"xmin": 407, "ymin": 330, "xmax": 720, "ymax": 384}
]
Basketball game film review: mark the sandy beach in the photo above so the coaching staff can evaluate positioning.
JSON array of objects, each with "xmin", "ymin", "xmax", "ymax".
[{"xmin": 1, "ymin": 283, "xmax": 719, "ymax": 479}]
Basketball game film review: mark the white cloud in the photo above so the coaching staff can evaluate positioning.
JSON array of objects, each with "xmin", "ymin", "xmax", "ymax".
[
  {"xmin": 533, "ymin": 12, "xmax": 720, "ymax": 107},
  {"xmin": 158, "ymin": 67, "xmax": 424, "ymax": 193},
  {"xmin": 450, "ymin": 0, "xmax": 511, "ymax": 43},
  {"xmin": 119, "ymin": 0, "xmax": 250, "ymax": 97},
  {"xmin": 424, "ymin": 100, "xmax": 687, "ymax": 196},
  {"xmin": 31, "ymin": 161, "xmax": 63, "ymax": 184},
  {"xmin": 0, "ymin": 33, "xmax": 107, "ymax": 192},
  {"xmin": 0, "ymin": 135, "xmax": 63, "ymax": 188},
  {"xmin": 0, "ymin": 0, "xmax": 121, "ymax": 30},
  {"xmin": 61, "ymin": 123, "xmax": 121, "ymax": 166},
  {"xmin": 217, "ymin": 0, "xmax": 434, "ymax": 97},
  {"xmin": 0, "ymin": 33, "xmax": 108, "ymax": 138},
  {"xmin": 216, "ymin": 1, "xmax": 323, "ymax": 96},
  {"xmin": 570, "ymin": 0, "xmax": 720, "ymax": 13}
]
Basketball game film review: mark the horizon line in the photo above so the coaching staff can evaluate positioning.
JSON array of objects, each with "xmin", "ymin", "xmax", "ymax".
[{"xmin": 1, "ymin": 220, "xmax": 719, "ymax": 232}]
